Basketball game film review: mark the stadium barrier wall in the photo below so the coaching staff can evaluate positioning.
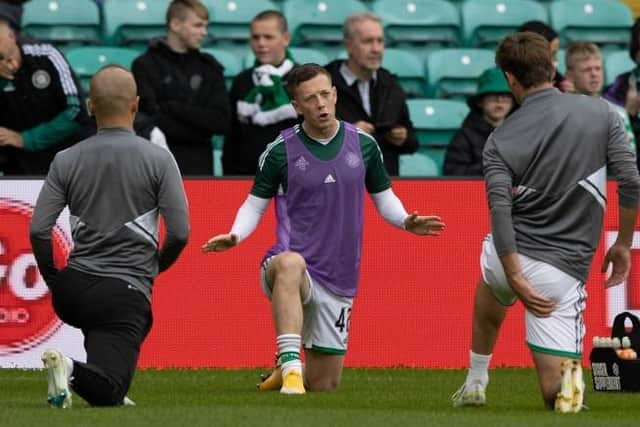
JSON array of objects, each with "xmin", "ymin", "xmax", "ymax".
[{"xmin": 1, "ymin": 179, "xmax": 639, "ymax": 369}]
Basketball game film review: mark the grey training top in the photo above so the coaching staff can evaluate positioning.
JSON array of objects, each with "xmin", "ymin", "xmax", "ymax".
[
  {"xmin": 30, "ymin": 127, "xmax": 190, "ymax": 300},
  {"xmin": 484, "ymin": 88, "xmax": 640, "ymax": 282}
]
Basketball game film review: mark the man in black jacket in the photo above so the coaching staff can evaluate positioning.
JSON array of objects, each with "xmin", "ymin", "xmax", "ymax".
[
  {"xmin": 223, "ymin": 10, "xmax": 298, "ymax": 176},
  {"xmin": 132, "ymin": 0, "xmax": 230, "ymax": 175},
  {"xmin": 325, "ymin": 12, "xmax": 418, "ymax": 176},
  {"xmin": 0, "ymin": 17, "xmax": 90, "ymax": 175}
]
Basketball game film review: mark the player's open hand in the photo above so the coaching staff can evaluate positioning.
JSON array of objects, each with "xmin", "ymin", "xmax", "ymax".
[
  {"xmin": 517, "ymin": 287, "xmax": 555, "ymax": 318},
  {"xmin": 201, "ymin": 234, "xmax": 238, "ymax": 253},
  {"xmin": 404, "ymin": 211, "xmax": 445, "ymax": 236},
  {"xmin": 601, "ymin": 243, "xmax": 631, "ymax": 288}
]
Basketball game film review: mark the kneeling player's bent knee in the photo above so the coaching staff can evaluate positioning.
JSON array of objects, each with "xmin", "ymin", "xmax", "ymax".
[
  {"xmin": 306, "ymin": 375, "xmax": 341, "ymax": 392},
  {"xmin": 272, "ymin": 252, "xmax": 306, "ymax": 273}
]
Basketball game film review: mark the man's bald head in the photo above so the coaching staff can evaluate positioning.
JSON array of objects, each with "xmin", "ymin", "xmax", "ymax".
[{"xmin": 88, "ymin": 65, "xmax": 138, "ymax": 119}]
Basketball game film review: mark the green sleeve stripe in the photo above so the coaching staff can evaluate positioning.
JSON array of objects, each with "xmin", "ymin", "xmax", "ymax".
[
  {"xmin": 22, "ymin": 105, "xmax": 81, "ymax": 152},
  {"xmin": 251, "ymin": 136, "xmax": 287, "ymax": 198},
  {"xmin": 258, "ymin": 136, "xmax": 284, "ymax": 171},
  {"xmin": 359, "ymin": 132, "xmax": 391, "ymax": 194}
]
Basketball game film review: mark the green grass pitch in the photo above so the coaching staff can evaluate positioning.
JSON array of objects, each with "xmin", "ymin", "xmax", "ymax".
[{"xmin": 2, "ymin": 368, "xmax": 639, "ymax": 426}]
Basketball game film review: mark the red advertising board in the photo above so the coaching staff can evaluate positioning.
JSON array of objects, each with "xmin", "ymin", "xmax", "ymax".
[
  {"xmin": 1, "ymin": 179, "xmax": 638, "ymax": 368},
  {"xmin": 138, "ymin": 180, "xmax": 638, "ymax": 368}
]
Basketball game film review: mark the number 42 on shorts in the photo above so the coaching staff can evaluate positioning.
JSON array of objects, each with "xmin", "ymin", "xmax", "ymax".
[{"xmin": 335, "ymin": 307, "xmax": 352, "ymax": 333}]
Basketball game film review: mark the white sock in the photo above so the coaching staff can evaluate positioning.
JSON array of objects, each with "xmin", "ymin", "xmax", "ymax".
[
  {"xmin": 64, "ymin": 356, "xmax": 74, "ymax": 380},
  {"xmin": 465, "ymin": 350, "xmax": 491, "ymax": 388},
  {"xmin": 277, "ymin": 334, "xmax": 302, "ymax": 377}
]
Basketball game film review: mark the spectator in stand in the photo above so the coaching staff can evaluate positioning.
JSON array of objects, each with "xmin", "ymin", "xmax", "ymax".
[
  {"xmin": 325, "ymin": 12, "xmax": 418, "ymax": 176},
  {"xmin": 0, "ymin": 0, "xmax": 25, "ymax": 30},
  {"xmin": 132, "ymin": 0, "xmax": 230, "ymax": 175},
  {"xmin": 517, "ymin": 21, "xmax": 573, "ymax": 92},
  {"xmin": 565, "ymin": 42, "xmax": 636, "ymax": 154},
  {"xmin": 0, "ymin": 17, "xmax": 90, "ymax": 175},
  {"xmin": 443, "ymin": 67, "xmax": 514, "ymax": 176},
  {"xmin": 223, "ymin": 10, "xmax": 299, "ymax": 176},
  {"xmin": 604, "ymin": 18, "xmax": 640, "ymax": 167}
]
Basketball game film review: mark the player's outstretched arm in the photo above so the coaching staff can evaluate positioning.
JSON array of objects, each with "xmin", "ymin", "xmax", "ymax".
[
  {"xmin": 202, "ymin": 233, "xmax": 238, "ymax": 253},
  {"xmin": 404, "ymin": 211, "xmax": 445, "ymax": 236},
  {"xmin": 201, "ymin": 194, "xmax": 271, "ymax": 253}
]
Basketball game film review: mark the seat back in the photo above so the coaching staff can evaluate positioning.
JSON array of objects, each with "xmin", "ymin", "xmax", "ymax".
[
  {"xmin": 382, "ymin": 48, "xmax": 427, "ymax": 98},
  {"xmin": 550, "ymin": 0, "xmax": 633, "ymax": 50},
  {"xmin": 284, "ymin": 0, "xmax": 368, "ymax": 57},
  {"xmin": 461, "ymin": 0, "xmax": 547, "ymax": 48},
  {"xmin": 203, "ymin": 0, "xmax": 278, "ymax": 50},
  {"xmin": 373, "ymin": 0, "xmax": 461, "ymax": 56},
  {"xmin": 103, "ymin": 0, "xmax": 171, "ymax": 48},
  {"xmin": 407, "ymin": 98, "xmax": 469, "ymax": 147},
  {"xmin": 66, "ymin": 46, "xmax": 141, "ymax": 92},
  {"xmin": 399, "ymin": 151, "xmax": 441, "ymax": 177},
  {"xmin": 22, "ymin": 0, "xmax": 101, "ymax": 46},
  {"xmin": 426, "ymin": 48, "xmax": 495, "ymax": 99}
]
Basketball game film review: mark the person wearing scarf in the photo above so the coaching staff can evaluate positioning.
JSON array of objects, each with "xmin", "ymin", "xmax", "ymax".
[{"xmin": 223, "ymin": 10, "xmax": 300, "ymax": 176}]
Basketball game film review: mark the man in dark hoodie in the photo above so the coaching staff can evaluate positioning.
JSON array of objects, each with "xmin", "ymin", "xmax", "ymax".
[
  {"xmin": 325, "ymin": 12, "xmax": 418, "ymax": 176},
  {"xmin": 132, "ymin": 0, "xmax": 230, "ymax": 175},
  {"xmin": 443, "ymin": 67, "xmax": 514, "ymax": 176}
]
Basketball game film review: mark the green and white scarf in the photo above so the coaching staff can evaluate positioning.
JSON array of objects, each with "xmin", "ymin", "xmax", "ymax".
[{"xmin": 237, "ymin": 52, "xmax": 297, "ymax": 126}]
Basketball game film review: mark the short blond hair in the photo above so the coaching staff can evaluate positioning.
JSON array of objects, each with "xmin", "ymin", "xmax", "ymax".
[
  {"xmin": 565, "ymin": 42, "xmax": 601, "ymax": 71},
  {"xmin": 166, "ymin": 0, "xmax": 209, "ymax": 25}
]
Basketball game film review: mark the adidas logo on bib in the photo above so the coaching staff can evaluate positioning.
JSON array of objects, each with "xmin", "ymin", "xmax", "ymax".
[{"xmin": 324, "ymin": 174, "xmax": 336, "ymax": 184}]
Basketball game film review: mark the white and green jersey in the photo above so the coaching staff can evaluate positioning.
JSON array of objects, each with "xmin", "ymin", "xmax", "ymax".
[{"xmin": 251, "ymin": 122, "xmax": 391, "ymax": 198}]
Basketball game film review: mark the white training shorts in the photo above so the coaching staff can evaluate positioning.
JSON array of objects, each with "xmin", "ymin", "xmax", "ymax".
[
  {"xmin": 261, "ymin": 256, "xmax": 353, "ymax": 355},
  {"xmin": 480, "ymin": 234, "xmax": 587, "ymax": 358}
]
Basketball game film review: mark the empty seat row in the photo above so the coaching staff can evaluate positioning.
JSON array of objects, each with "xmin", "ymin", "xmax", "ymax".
[{"xmin": 22, "ymin": 0, "xmax": 634, "ymax": 53}]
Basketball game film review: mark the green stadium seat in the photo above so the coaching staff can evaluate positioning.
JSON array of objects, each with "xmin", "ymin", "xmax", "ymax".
[
  {"xmin": 372, "ymin": 0, "xmax": 461, "ymax": 58},
  {"xmin": 461, "ymin": 0, "xmax": 548, "ymax": 48},
  {"xmin": 382, "ymin": 48, "xmax": 427, "ymax": 98},
  {"xmin": 66, "ymin": 46, "xmax": 140, "ymax": 92},
  {"xmin": 243, "ymin": 47, "xmax": 330, "ymax": 68},
  {"xmin": 407, "ymin": 98, "xmax": 469, "ymax": 172},
  {"xmin": 289, "ymin": 47, "xmax": 330, "ymax": 66},
  {"xmin": 202, "ymin": 0, "xmax": 278, "ymax": 59},
  {"xmin": 425, "ymin": 48, "xmax": 495, "ymax": 99},
  {"xmin": 604, "ymin": 50, "xmax": 635, "ymax": 86},
  {"xmin": 284, "ymin": 0, "xmax": 368, "ymax": 58},
  {"xmin": 550, "ymin": 0, "xmax": 633, "ymax": 50},
  {"xmin": 204, "ymin": 0, "xmax": 278, "ymax": 43},
  {"xmin": 202, "ymin": 47, "xmax": 243, "ymax": 90},
  {"xmin": 213, "ymin": 146, "xmax": 224, "ymax": 177},
  {"xmin": 399, "ymin": 151, "xmax": 440, "ymax": 177},
  {"xmin": 103, "ymin": 0, "xmax": 171, "ymax": 48},
  {"xmin": 22, "ymin": 0, "xmax": 101, "ymax": 46}
]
